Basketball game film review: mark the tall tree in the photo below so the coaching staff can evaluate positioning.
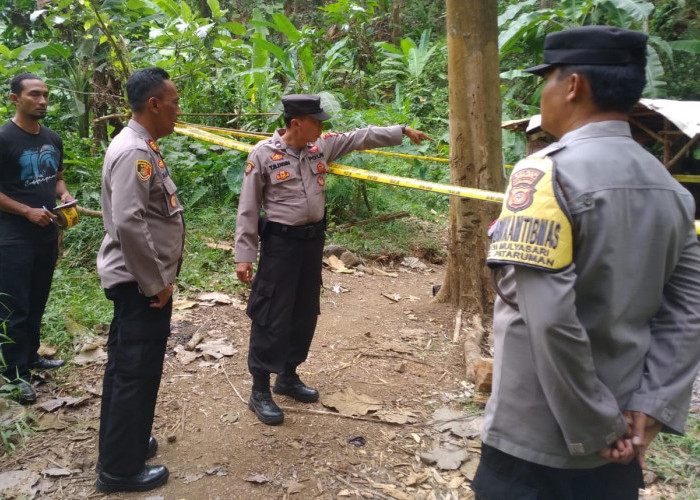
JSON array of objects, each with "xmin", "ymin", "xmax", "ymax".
[{"xmin": 435, "ymin": 0, "xmax": 504, "ymax": 314}]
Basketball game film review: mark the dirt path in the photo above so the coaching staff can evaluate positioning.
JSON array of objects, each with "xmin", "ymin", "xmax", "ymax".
[
  {"xmin": 2, "ymin": 262, "xmax": 483, "ymax": 499},
  {"xmin": 1, "ymin": 260, "xmax": 691, "ymax": 499}
]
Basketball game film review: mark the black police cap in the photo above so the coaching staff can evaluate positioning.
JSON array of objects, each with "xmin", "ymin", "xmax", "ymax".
[
  {"xmin": 282, "ymin": 94, "xmax": 331, "ymax": 121},
  {"xmin": 524, "ymin": 25, "xmax": 648, "ymax": 76}
]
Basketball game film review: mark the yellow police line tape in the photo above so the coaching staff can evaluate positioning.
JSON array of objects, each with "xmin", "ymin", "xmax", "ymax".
[
  {"xmin": 672, "ymin": 175, "xmax": 700, "ymax": 184},
  {"xmin": 178, "ymin": 121, "xmax": 451, "ymax": 163},
  {"xmin": 174, "ymin": 122, "xmax": 503, "ymax": 203},
  {"xmin": 173, "ymin": 122, "xmax": 700, "ymax": 235}
]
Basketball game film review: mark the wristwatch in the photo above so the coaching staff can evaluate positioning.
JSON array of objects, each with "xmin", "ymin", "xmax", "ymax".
[{"xmin": 401, "ymin": 125, "xmax": 406, "ymax": 134}]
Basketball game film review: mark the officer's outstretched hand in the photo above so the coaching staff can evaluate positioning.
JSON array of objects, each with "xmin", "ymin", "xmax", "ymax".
[
  {"xmin": 237, "ymin": 262, "xmax": 253, "ymax": 285},
  {"xmin": 404, "ymin": 127, "xmax": 433, "ymax": 145}
]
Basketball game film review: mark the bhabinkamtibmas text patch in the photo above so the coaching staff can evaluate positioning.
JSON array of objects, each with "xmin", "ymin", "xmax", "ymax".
[{"xmin": 487, "ymin": 157, "xmax": 573, "ymax": 272}]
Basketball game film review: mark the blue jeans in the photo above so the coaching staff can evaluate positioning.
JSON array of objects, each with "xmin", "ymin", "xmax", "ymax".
[{"xmin": 0, "ymin": 241, "xmax": 58, "ymax": 380}]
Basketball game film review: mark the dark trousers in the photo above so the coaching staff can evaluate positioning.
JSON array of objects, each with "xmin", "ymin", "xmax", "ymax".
[
  {"xmin": 472, "ymin": 444, "xmax": 644, "ymax": 500},
  {"xmin": 246, "ymin": 231, "xmax": 324, "ymax": 378},
  {"xmin": 98, "ymin": 282, "xmax": 170, "ymax": 476},
  {"xmin": 0, "ymin": 241, "xmax": 58, "ymax": 380}
]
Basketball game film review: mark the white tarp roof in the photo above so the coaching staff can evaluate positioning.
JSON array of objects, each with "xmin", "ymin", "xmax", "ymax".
[
  {"xmin": 638, "ymin": 98, "xmax": 700, "ymax": 138},
  {"xmin": 524, "ymin": 99, "xmax": 700, "ymax": 138}
]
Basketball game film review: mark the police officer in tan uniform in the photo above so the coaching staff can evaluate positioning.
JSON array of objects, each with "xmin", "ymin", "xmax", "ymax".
[
  {"xmin": 474, "ymin": 27, "xmax": 700, "ymax": 499},
  {"xmin": 236, "ymin": 94, "xmax": 431, "ymax": 425},
  {"xmin": 95, "ymin": 67, "xmax": 183, "ymax": 494}
]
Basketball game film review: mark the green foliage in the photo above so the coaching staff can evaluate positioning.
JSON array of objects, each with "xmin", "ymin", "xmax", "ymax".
[
  {"xmin": 498, "ymin": 0, "xmax": 669, "ymax": 110},
  {"xmin": 161, "ymin": 134, "xmax": 248, "ymax": 207},
  {"xmin": 378, "ymin": 29, "xmax": 439, "ymax": 80},
  {"xmin": 327, "ymin": 218, "xmax": 446, "ymax": 262},
  {"xmin": 646, "ymin": 415, "xmax": 700, "ymax": 497},
  {"xmin": 0, "ymin": 402, "xmax": 35, "ymax": 456}
]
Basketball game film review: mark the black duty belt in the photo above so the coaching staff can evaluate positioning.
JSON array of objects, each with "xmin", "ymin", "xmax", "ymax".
[{"xmin": 264, "ymin": 219, "xmax": 325, "ymax": 240}]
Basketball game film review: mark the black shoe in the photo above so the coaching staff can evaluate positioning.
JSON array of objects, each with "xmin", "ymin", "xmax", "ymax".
[
  {"xmin": 95, "ymin": 465, "xmax": 169, "ymax": 493},
  {"xmin": 10, "ymin": 380, "xmax": 36, "ymax": 405},
  {"xmin": 95, "ymin": 437, "xmax": 158, "ymax": 473},
  {"xmin": 248, "ymin": 390, "xmax": 284, "ymax": 425},
  {"xmin": 273, "ymin": 375, "xmax": 319, "ymax": 403},
  {"xmin": 30, "ymin": 356, "xmax": 66, "ymax": 370}
]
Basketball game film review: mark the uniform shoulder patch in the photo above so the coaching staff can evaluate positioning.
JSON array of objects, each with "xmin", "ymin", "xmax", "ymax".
[
  {"xmin": 136, "ymin": 159, "xmax": 153, "ymax": 182},
  {"xmin": 487, "ymin": 157, "xmax": 573, "ymax": 272},
  {"xmin": 245, "ymin": 161, "xmax": 255, "ymax": 175},
  {"xmin": 321, "ymin": 132, "xmax": 340, "ymax": 139}
]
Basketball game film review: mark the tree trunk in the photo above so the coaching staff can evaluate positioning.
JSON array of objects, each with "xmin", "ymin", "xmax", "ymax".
[
  {"xmin": 391, "ymin": 0, "xmax": 405, "ymax": 42},
  {"xmin": 91, "ymin": 68, "xmax": 124, "ymax": 145},
  {"xmin": 435, "ymin": 0, "xmax": 504, "ymax": 314}
]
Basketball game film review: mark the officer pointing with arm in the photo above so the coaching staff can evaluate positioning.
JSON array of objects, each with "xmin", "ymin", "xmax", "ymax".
[
  {"xmin": 235, "ymin": 94, "xmax": 431, "ymax": 425},
  {"xmin": 473, "ymin": 26, "xmax": 700, "ymax": 499}
]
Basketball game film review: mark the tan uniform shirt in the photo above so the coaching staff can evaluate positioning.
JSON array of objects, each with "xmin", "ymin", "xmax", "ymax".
[
  {"xmin": 97, "ymin": 120, "xmax": 184, "ymax": 296},
  {"xmin": 483, "ymin": 121, "xmax": 700, "ymax": 468},
  {"xmin": 235, "ymin": 125, "xmax": 403, "ymax": 262}
]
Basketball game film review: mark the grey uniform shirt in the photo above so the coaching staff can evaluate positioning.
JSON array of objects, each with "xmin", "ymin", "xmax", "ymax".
[
  {"xmin": 97, "ymin": 120, "xmax": 185, "ymax": 297},
  {"xmin": 234, "ymin": 125, "xmax": 403, "ymax": 262},
  {"xmin": 483, "ymin": 120, "xmax": 700, "ymax": 469}
]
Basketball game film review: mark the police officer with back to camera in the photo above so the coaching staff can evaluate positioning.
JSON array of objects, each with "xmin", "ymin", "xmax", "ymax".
[
  {"xmin": 235, "ymin": 94, "xmax": 432, "ymax": 425},
  {"xmin": 473, "ymin": 26, "xmax": 700, "ymax": 499},
  {"xmin": 95, "ymin": 67, "xmax": 183, "ymax": 494},
  {"xmin": 0, "ymin": 72, "xmax": 73, "ymax": 405}
]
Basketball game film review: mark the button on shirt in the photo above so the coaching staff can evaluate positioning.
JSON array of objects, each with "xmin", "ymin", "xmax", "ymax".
[
  {"xmin": 97, "ymin": 120, "xmax": 185, "ymax": 297},
  {"xmin": 235, "ymin": 125, "xmax": 403, "ymax": 262},
  {"xmin": 483, "ymin": 120, "xmax": 700, "ymax": 469}
]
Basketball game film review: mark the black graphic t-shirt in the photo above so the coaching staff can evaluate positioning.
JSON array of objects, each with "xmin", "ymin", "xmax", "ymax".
[{"xmin": 0, "ymin": 120, "xmax": 63, "ymax": 244}]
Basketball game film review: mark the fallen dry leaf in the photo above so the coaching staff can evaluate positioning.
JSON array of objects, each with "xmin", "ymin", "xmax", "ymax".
[
  {"xmin": 401, "ymin": 257, "xmax": 428, "ymax": 270},
  {"xmin": 41, "ymin": 468, "xmax": 71, "ymax": 477},
  {"xmin": 403, "ymin": 470, "xmax": 431, "ymax": 486},
  {"xmin": 173, "ymin": 299, "xmax": 198, "ymax": 310},
  {"xmin": 431, "ymin": 407, "xmax": 484, "ymax": 439},
  {"xmin": 205, "ymin": 242, "xmax": 234, "ymax": 252},
  {"xmin": 196, "ymin": 292, "xmax": 235, "ymax": 305},
  {"xmin": 220, "ymin": 412, "xmax": 239, "ymax": 424},
  {"xmin": 327, "ymin": 255, "xmax": 353, "ymax": 273},
  {"xmin": 38, "ymin": 396, "xmax": 89, "ymax": 413},
  {"xmin": 37, "ymin": 343, "xmax": 58, "ymax": 357},
  {"xmin": 72, "ymin": 347, "xmax": 107, "ymax": 365},
  {"xmin": 374, "ymin": 410, "xmax": 420, "ymax": 424},
  {"xmin": 371, "ymin": 267, "xmax": 398, "ymax": 277},
  {"xmin": 182, "ymin": 472, "xmax": 205, "ymax": 484},
  {"xmin": 205, "ymin": 465, "xmax": 228, "ymax": 476},
  {"xmin": 243, "ymin": 474, "xmax": 270, "ymax": 484},
  {"xmin": 320, "ymin": 387, "xmax": 382, "ymax": 415},
  {"xmin": 196, "ymin": 339, "xmax": 237, "ymax": 359},
  {"xmin": 420, "ymin": 445, "xmax": 468, "ymax": 470},
  {"xmin": 381, "ymin": 292, "xmax": 401, "ymax": 302},
  {"xmin": 173, "ymin": 345, "xmax": 198, "ymax": 365},
  {"xmin": 0, "ymin": 470, "xmax": 41, "ymax": 498}
]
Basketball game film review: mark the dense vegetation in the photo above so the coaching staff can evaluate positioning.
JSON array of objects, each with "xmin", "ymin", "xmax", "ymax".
[{"xmin": 1, "ymin": 2, "xmax": 698, "ymax": 489}]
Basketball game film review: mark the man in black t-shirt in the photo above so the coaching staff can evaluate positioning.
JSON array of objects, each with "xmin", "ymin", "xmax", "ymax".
[{"xmin": 0, "ymin": 72, "xmax": 74, "ymax": 404}]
